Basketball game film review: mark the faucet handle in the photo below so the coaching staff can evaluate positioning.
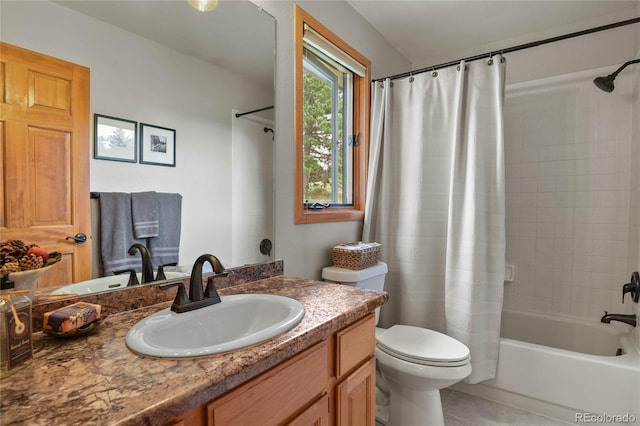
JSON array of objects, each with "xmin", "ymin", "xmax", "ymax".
[
  {"xmin": 159, "ymin": 281, "xmax": 190, "ymax": 312},
  {"xmin": 622, "ymin": 272, "xmax": 640, "ymax": 304},
  {"xmin": 155, "ymin": 265, "xmax": 167, "ymax": 281},
  {"xmin": 204, "ymin": 276, "xmax": 222, "ymax": 304},
  {"xmin": 114, "ymin": 268, "xmax": 140, "ymax": 287},
  {"xmin": 155, "ymin": 263, "xmax": 179, "ymax": 281}
]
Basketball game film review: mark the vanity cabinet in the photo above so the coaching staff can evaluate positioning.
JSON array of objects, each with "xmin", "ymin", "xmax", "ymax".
[
  {"xmin": 207, "ymin": 340, "xmax": 329, "ymax": 425},
  {"xmin": 334, "ymin": 314, "xmax": 376, "ymax": 426},
  {"xmin": 168, "ymin": 313, "xmax": 376, "ymax": 426}
]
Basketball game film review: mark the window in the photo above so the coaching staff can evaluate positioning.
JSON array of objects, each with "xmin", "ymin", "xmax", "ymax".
[{"xmin": 295, "ymin": 6, "xmax": 370, "ymax": 224}]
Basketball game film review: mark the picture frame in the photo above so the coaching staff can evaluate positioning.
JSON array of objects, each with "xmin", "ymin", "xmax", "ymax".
[
  {"xmin": 94, "ymin": 114, "xmax": 137, "ymax": 163},
  {"xmin": 140, "ymin": 123, "xmax": 176, "ymax": 167}
]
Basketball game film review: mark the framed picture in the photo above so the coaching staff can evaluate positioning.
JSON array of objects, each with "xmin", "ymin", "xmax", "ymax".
[
  {"xmin": 94, "ymin": 114, "xmax": 137, "ymax": 163},
  {"xmin": 140, "ymin": 123, "xmax": 176, "ymax": 167}
]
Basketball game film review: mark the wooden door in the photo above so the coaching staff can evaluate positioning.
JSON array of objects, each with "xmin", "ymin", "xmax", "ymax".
[
  {"xmin": 0, "ymin": 42, "xmax": 91, "ymax": 288},
  {"xmin": 335, "ymin": 357, "xmax": 376, "ymax": 426}
]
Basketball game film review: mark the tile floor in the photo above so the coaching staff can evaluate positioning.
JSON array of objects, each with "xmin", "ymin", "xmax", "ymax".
[
  {"xmin": 441, "ymin": 389, "xmax": 573, "ymax": 426},
  {"xmin": 375, "ymin": 388, "xmax": 574, "ymax": 425}
]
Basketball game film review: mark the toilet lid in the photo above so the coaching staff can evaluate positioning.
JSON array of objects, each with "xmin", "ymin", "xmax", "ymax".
[{"xmin": 376, "ymin": 325, "xmax": 470, "ymax": 367}]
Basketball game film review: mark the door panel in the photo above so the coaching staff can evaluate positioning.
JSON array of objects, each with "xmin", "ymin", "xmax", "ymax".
[
  {"xmin": 29, "ymin": 70, "xmax": 72, "ymax": 113},
  {"xmin": 29, "ymin": 126, "xmax": 72, "ymax": 225},
  {"xmin": 336, "ymin": 357, "xmax": 376, "ymax": 426},
  {"xmin": 0, "ymin": 42, "xmax": 90, "ymax": 288}
]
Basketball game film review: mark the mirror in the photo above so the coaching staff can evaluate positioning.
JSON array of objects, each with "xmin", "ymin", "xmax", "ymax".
[{"xmin": 1, "ymin": 0, "xmax": 275, "ymax": 296}]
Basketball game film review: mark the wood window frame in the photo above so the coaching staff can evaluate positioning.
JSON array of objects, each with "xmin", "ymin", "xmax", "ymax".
[{"xmin": 294, "ymin": 5, "xmax": 370, "ymax": 224}]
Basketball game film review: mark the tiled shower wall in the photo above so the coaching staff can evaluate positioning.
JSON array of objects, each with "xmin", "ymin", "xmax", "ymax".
[{"xmin": 502, "ymin": 67, "xmax": 636, "ymax": 321}]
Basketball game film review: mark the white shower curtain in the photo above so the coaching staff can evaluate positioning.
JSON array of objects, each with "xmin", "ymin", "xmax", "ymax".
[{"xmin": 363, "ymin": 59, "xmax": 506, "ymax": 383}]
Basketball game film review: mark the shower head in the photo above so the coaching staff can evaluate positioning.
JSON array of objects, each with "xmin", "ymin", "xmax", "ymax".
[
  {"xmin": 593, "ymin": 58, "xmax": 640, "ymax": 93},
  {"xmin": 593, "ymin": 75, "xmax": 615, "ymax": 93}
]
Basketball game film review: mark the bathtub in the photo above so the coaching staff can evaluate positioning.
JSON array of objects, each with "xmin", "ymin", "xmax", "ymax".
[{"xmin": 454, "ymin": 310, "xmax": 640, "ymax": 424}]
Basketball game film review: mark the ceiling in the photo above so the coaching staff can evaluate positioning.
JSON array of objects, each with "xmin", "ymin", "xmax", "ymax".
[
  {"xmin": 53, "ymin": 0, "xmax": 638, "ymax": 86},
  {"xmin": 54, "ymin": 0, "xmax": 275, "ymax": 90},
  {"xmin": 346, "ymin": 0, "xmax": 639, "ymax": 69}
]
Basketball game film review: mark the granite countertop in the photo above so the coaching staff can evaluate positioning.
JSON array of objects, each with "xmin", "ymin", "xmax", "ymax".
[{"xmin": 0, "ymin": 276, "xmax": 386, "ymax": 425}]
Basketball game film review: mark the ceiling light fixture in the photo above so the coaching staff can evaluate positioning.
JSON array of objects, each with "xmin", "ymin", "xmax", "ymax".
[{"xmin": 188, "ymin": 0, "xmax": 218, "ymax": 12}]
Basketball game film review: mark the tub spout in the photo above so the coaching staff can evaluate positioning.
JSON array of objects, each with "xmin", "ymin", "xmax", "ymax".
[{"xmin": 600, "ymin": 311, "xmax": 637, "ymax": 327}]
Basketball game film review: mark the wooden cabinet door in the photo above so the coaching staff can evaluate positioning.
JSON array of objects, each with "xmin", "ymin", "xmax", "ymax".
[
  {"xmin": 0, "ymin": 42, "xmax": 91, "ymax": 287},
  {"xmin": 335, "ymin": 357, "xmax": 376, "ymax": 426},
  {"xmin": 287, "ymin": 394, "xmax": 330, "ymax": 426}
]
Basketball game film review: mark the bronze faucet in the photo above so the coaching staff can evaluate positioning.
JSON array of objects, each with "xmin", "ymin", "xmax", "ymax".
[
  {"xmin": 127, "ymin": 243, "xmax": 155, "ymax": 284},
  {"xmin": 601, "ymin": 312, "xmax": 637, "ymax": 327},
  {"xmin": 160, "ymin": 254, "xmax": 227, "ymax": 313}
]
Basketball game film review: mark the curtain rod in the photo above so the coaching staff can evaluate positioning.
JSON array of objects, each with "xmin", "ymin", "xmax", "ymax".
[
  {"xmin": 235, "ymin": 105, "xmax": 274, "ymax": 118},
  {"xmin": 374, "ymin": 16, "xmax": 640, "ymax": 82}
]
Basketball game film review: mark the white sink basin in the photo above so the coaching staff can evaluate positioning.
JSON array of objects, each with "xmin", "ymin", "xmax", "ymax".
[
  {"xmin": 51, "ymin": 271, "xmax": 188, "ymax": 295},
  {"xmin": 125, "ymin": 294, "xmax": 305, "ymax": 358}
]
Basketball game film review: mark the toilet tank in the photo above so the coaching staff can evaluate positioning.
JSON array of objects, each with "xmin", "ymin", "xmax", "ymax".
[
  {"xmin": 321, "ymin": 262, "xmax": 388, "ymax": 291},
  {"xmin": 322, "ymin": 262, "xmax": 388, "ymax": 324}
]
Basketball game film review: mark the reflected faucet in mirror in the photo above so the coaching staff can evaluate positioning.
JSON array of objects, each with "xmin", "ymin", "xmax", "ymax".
[
  {"xmin": 127, "ymin": 243, "xmax": 155, "ymax": 284},
  {"xmin": 113, "ymin": 269, "xmax": 140, "ymax": 287}
]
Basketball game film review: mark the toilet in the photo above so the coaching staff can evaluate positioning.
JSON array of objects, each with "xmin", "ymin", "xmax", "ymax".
[{"xmin": 322, "ymin": 262, "xmax": 472, "ymax": 426}]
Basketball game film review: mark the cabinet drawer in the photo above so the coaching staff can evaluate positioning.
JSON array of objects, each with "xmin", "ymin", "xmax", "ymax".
[
  {"xmin": 207, "ymin": 341, "xmax": 328, "ymax": 425},
  {"xmin": 335, "ymin": 314, "xmax": 375, "ymax": 378}
]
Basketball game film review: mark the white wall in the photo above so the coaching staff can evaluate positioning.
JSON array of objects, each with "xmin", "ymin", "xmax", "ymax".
[
  {"xmin": 253, "ymin": 0, "xmax": 411, "ymax": 279},
  {"xmin": 1, "ymin": 1, "xmax": 273, "ymax": 269},
  {"xmin": 231, "ymin": 114, "xmax": 274, "ymax": 265}
]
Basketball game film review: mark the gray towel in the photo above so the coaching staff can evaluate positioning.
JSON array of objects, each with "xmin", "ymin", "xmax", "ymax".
[
  {"xmin": 148, "ymin": 193, "xmax": 182, "ymax": 268},
  {"xmin": 99, "ymin": 192, "xmax": 145, "ymax": 275},
  {"xmin": 131, "ymin": 191, "xmax": 159, "ymax": 238}
]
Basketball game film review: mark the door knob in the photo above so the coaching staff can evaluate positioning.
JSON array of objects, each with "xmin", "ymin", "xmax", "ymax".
[{"xmin": 66, "ymin": 232, "xmax": 88, "ymax": 244}]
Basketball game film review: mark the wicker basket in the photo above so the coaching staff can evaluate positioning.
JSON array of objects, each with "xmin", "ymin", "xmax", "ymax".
[{"xmin": 332, "ymin": 242, "xmax": 381, "ymax": 270}]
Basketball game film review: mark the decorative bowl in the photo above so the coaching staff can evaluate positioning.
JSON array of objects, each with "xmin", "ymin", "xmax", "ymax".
[{"xmin": 8, "ymin": 264, "xmax": 56, "ymax": 300}]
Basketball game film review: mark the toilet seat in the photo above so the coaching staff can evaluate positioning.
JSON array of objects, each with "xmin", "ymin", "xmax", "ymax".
[{"xmin": 376, "ymin": 325, "xmax": 470, "ymax": 367}]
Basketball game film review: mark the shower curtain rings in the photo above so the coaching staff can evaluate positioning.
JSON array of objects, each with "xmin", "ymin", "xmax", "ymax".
[
  {"xmin": 488, "ymin": 51, "xmax": 493, "ymax": 66},
  {"xmin": 431, "ymin": 67, "xmax": 438, "ymax": 78}
]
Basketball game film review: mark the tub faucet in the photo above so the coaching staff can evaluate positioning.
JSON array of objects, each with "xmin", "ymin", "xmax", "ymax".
[
  {"xmin": 600, "ymin": 311, "xmax": 637, "ymax": 327},
  {"xmin": 127, "ymin": 243, "xmax": 154, "ymax": 284}
]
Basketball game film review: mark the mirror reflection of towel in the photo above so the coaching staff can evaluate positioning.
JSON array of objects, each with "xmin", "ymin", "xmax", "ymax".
[
  {"xmin": 131, "ymin": 191, "xmax": 159, "ymax": 238},
  {"xmin": 99, "ymin": 192, "xmax": 145, "ymax": 276},
  {"xmin": 148, "ymin": 193, "xmax": 182, "ymax": 268}
]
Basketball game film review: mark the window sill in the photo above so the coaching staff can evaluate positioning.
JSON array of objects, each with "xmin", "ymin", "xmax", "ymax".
[{"xmin": 294, "ymin": 207, "xmax": 364, "ymax": 224}]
